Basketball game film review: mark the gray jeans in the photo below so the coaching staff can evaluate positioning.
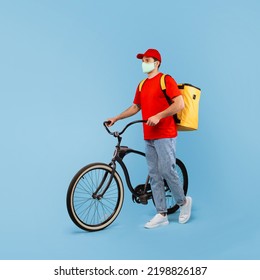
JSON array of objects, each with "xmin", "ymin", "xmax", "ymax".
[{"xmin": 145, "ymin": 138, "xmax": 186, "ymax": 213}]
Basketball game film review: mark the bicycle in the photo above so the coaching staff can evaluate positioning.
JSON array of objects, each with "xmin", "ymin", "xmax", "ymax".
[{"xmin": 66, "ymin": 120, "xmax": 188, "ymax": 231}]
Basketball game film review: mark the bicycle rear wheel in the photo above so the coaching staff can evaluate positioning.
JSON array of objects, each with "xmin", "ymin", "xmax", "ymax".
[
  {"xmin": 158, "ymin": 158, "xmax": 188, "ymax": 214},
  {"xmin": 66, "ymin": 163, "xmax": 124, "ymax": 231}
]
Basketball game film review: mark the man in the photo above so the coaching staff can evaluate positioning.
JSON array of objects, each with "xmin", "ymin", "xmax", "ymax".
[{"xmin": 107, "ymin": 49, "xmax": 192, "ymax": 229}]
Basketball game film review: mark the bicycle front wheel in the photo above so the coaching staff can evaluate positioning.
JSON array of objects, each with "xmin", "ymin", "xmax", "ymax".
[{"xmin": 66, "ymin": 163, "xmax": 124, "ymax": 231}]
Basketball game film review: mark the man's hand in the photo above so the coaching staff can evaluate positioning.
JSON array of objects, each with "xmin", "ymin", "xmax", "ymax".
[
  {"xmin": 146, "ymin": 115, "xmax": 161, "ymax": 126},
  {"xmin": 106, "ymin": 117, "xmax": 118, "ymax": 127}
]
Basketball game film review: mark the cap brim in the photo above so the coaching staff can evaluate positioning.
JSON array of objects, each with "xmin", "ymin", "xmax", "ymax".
[{"xmin": 136, "ymin": 53, "xmax": 144, "ymax": 59}]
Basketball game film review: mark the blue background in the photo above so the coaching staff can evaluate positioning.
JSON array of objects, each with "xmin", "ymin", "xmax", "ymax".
[{"xmin": 0, "ymin": 0, "xmax": 260, "ymax": 259}]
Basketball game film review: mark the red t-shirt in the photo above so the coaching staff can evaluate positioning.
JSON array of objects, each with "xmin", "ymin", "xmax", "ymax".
[{"xmin": 133, "ymin": 73, "xmax": 181, "ymax": 140}]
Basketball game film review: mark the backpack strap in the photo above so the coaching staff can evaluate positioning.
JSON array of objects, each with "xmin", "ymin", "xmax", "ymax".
[
  {"xmin": 138, "ymin": 78, "xmax": 147, "ymax": 92},
  {"xmin": 160, "ymin": 74, "xmax": 172, "ymax": 105},
  {"xmin": 160, "ymin": 74, "xmax": 167, "ymax": 91},
  {"xmin": 160, "ymin": 74, "xmax": 180, "ymax": 124}
]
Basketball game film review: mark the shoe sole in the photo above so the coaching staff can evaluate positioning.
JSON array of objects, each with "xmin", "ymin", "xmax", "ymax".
[
  {"xmin": 179, "ymin": 197, "xmax": 192, "ymax": 224},
  {"xmin": 144, "ymin": 220, "xmax": 169, "ymax": 229}
]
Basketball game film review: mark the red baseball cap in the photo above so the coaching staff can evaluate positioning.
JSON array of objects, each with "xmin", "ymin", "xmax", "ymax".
[{"xmin": 136, "ymin": 49, "xmax": 161, "ymax": 62}]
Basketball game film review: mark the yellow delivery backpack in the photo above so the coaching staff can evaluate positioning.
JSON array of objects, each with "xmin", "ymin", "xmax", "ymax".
[{"xmin": 138, "ymin": 74, "xmax": 201, "ymax": 131}]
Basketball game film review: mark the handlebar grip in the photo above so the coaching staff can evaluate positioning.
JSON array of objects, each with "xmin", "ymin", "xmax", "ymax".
[
  {"xmin": 104, "ymin": 120, "xmax": 111, "ymax": 126},
  {"xmin": 103, "ymin": 121, "xmax": 113, "ymax": 135}
]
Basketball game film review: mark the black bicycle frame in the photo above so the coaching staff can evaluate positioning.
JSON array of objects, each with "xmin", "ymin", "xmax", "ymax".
[
  {"xmin": 92, "ymin": 146, "xmax": 146, "ymax": 199},
  {"xmin": 113, "ymin": 145, "xmax": 146, "ymax": 195},
  {"xmin": 94, "ymin": 120, "xmax": 149, "ymax": 199}
]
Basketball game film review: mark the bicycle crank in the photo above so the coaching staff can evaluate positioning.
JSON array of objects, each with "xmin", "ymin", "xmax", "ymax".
[{"xmin": 132, "ymin": 184, "xmax": 152, "ymax": 205}]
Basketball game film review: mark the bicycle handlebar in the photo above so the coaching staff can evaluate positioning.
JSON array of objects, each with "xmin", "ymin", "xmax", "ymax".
[{"xmin": 103, "ymin": 120, "xmax": 146, "ymax": 137}]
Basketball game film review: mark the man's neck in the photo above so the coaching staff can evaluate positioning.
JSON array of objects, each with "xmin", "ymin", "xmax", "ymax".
[{"xmin": 147, "ymin": 69, "xmax": 160, "ymax": 79}]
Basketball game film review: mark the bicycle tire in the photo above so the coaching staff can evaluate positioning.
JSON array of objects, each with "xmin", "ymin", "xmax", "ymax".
[{"xmin": 66, "ymin": 163, "xmax": 124, "ymax": 231}]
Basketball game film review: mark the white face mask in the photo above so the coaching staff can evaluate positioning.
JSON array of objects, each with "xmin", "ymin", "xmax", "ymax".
[{"xmin": 142, "ymin": 62, "xmax": 156, "ymax": 73}]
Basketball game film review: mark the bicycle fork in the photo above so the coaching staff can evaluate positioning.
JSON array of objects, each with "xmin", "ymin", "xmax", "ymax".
[{"xmin": 92, "ymin": 162, "xmax": 116, "ymax": 200}]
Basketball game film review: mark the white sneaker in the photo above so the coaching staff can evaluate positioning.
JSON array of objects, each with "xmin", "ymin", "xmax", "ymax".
[
  {"xmin": 179, "ymin": 196, "xmax": 192, "ymax": 224},
  {"xmin": 144, "ymin": 214, "xmax": 169, "ymax": 229}
]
